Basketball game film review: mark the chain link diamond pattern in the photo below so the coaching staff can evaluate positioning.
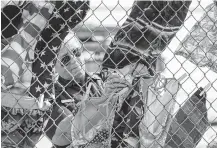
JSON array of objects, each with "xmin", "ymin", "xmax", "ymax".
[{"xmin": 1, "ymin": 1, "xmax": 217, "ymax": 148}]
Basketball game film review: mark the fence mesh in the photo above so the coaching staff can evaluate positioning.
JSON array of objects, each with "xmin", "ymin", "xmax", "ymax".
[{"xmin": 1, "ymin": 0, "xmax": 217, "ymax": 148}]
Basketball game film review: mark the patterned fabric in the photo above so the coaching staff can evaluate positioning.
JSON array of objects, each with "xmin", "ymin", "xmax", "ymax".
[
  {"xmin": 102, "ymin": 1, "xmax": 191, "ymax": 69},
  {"xmin": 165, "ymin": 87, "xmax": 209, "ymax": 148},
  {"xmin": 1, "ymin": 2, "xmax": 54, "ymax": 147},
  {"xmin": 79, "ymin": 129, "xmax": 110, "ymax": 148},
  {"xmin": 70, "ymin": 70, "xmax": 179, "ymax": 148},
  {"xmin": 71, "ymin": 94, "xmax": 116, "ymax": 147},
  {"xmin": 1, "ymin": 106, "xmax": 51, "ymax": 148},
  {"xmin": 1, "ymin": 2, "xmax": 23, "ymax": 39},
  {"xmin": 1, "ymin": 1, "xmax": 55, "ymax": 91},
  {"xmin": 70, "ymin": 72, "xmax": 128, "ymax": 147},
  {"xmin": 139, "ymin": 77, "xmax": 180, "ymax": 148},
  {"xmin": 101, "ymin": 2, "xmax": 190, "ymax": 147},
  {"xmin": 45, "ymin": 73, "xmax": 104, "ymax": 147},
  {"xmin": 1, "ymin": 1, "xmax": 89, "ymax": 148},
  {"xmin": 175, "ymin": 3, "xmax": 217, "ymax": 73},
  {"xmin": 30, "ymin": 1, "xmax": 89, "ymax": 102},
  {"xmin": 111, "ymin": 78, "xmax": 143, "ymax": 148}
]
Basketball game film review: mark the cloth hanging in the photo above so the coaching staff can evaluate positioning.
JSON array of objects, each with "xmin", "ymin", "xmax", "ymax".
[
  {"xmin": 45, "ymin": 73, "xmax": 102, "ymax": 147},
  {"xmin": 175, "ymin": 3, "xmax": 217, "ymax": 73},
  {"xmin": 1, "ymin": 106, "xmax": 51, "ymax": 148},
  {"xmin": 103, "ymin": 62, "xmax": 170, "ymax": 148},
  {"xmin": 1, "ymin": 2, "xmax": 55, "ymax": 147},
  {"xmin": 101, "ymin": 1, "xmax": 191, "ymax": 147},
  {"xmin": 1, "ymin": 1, "xmax": 90, "ymax": 147},
  {"xmin": 1, "ymin": 1, "xmax": 25, "ymax": 39},
  {"xmin": 165, "ymin": 87, "xmax": 209, "ymax": 148},
  {"xmin": 102, "ymin": 1, "xmax": 191, "ymax": 69},
  {"xmin": 29, "ymin": 1, "xmax": 89, "ymax": 102},
  {"xmin": 70, "ymin": 72, "xmax": 132, "ymax": 148},
  {"xmin": 1, "ymin": 1, "xmax": 55, "ymax": 92},
  {"xmin": 110, "ymin": 74, "xmax": 181, "ymax": 148},
  {"xmin": 111, "ymin": 77, "xmax": 144, "ymax": 148},
  {"xmin": 31, "ymin": 1, "xmax": 89, "ymax": 146},
  {"xmin": 139, "ymin": 76, "xmax": 180, "ymax": 148},
  {"xmin": 71, "ymin": 93, "xmax": 118, "ymax": 147}
]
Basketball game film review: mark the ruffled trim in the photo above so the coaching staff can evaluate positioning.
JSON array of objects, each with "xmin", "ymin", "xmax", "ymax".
[
  {"xmin": 2, "ymin": 106, "xmax": 50, "ymax": 116},
  {"xmin": 2, "ymin": 106, "xmax": 50, "ymax": 133}
]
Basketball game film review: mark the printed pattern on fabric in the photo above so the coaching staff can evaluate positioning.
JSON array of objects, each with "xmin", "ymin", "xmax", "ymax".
[
  {"xmin": 2, "ymin": 1, "xmax": 216, "ymax": 148},
  {"xmin": 70, "ymin": 72, "xmax": 132, "ymax": 148},
  {"xmin": 175, "ymin": 3, "xmax": 217, "ymax": 73},
  {"xmin": 1, "ymin": 106, "xmax": 52, "ymax": 148},
  {"xmin": 1, "ymin": 1, "xmax": 90, "ymax": 148},
  {"xmin": 166, "ymin": 87, "xmax": 209, "ymax": 148},
  {"xmin": 1, "ymin": 1, "xmax": 55, "ymax": 91},
  {"xmin": 1, "ymin": 1, "xmax": 25, "ymax": 39},
  {"xmin": 29, "ymin": 1, "xmax": 89, "ymax": 101},
  {"xmin": 45, "ymin": 73, "xmax": 104, "ymax": 147},
  {"xmin": 139, "ymin": 77, "xmax": 180, "ymax": 148},
  {"xmin": 111, "ymin": 78, "xmax": 143, "ymax": 148},
  {"xmin": 102, "ymin": 1, "xmax": 191, "ymax": 69},
  {"xmin": 1, "ymin": 2, "xmax": 54, "ymax": 147}
]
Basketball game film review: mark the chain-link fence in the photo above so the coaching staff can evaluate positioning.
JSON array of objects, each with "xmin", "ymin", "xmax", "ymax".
[{"xmin": 1, "ymin": 0, "xmax": 217, "ymax": 148}]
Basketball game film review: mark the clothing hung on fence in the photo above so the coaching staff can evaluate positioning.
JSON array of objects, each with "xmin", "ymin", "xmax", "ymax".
[
  {"xmin": 2, "ymin": 1, "xmax": 54, "ymax": 92},
  {"xmin": 102, "ymin": 1, "xmax": 191, "ymax": 70},
  {"xmin": 1, "ymin": 1, "xmax": 55, "ymax": 147},
  {"xmin": 1, "ymin": 1, "xmax": 24, "ymax": 40},
  {"xmin": 69, "ymin": 64, "xmax": 182, "ymax": 148},
  {"xmin": 165, "ymin": 87, "xmax": 209, "ymax": 148},
  {"xmin": 137, "ymin": 76, "xmax": 180, "ymax": 148},
  {"xmin": 45, "ymin": 73, "xmax": 103, "ymax": 147},
  {"xmin": 111, "ymin": 77, "xmax": 144, "ymax": 148},
  {"xmin": 175, "ymin": 2, "xmax": 217, "ymax": 73},
  {"xmin": 29, "ymin": 0, "xmax": 89, "ymax": 103},
  {"xmin": 105, "ymin": 65, "xmax": 183, "ymax": 148},
  {"xmin": 70, "ymin": 71, "xmax": 133, "ymax": 148},
  {"xmin": 101, "ymin": 2, "xmax": 190, "ymax": 147},
  {"xmin": 1, "ymin": 1, "xmax": 89, "ymax": 147}
]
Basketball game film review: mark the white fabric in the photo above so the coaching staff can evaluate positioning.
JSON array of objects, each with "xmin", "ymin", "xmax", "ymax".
[{"xmin": 139, "ymin": 77, "xmax": 179, "ymax": 148}]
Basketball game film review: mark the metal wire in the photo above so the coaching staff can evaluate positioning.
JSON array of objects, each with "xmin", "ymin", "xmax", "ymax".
[{"xmin": 1, "ymin": 1, "xmax": 217, "ymax": 148}]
